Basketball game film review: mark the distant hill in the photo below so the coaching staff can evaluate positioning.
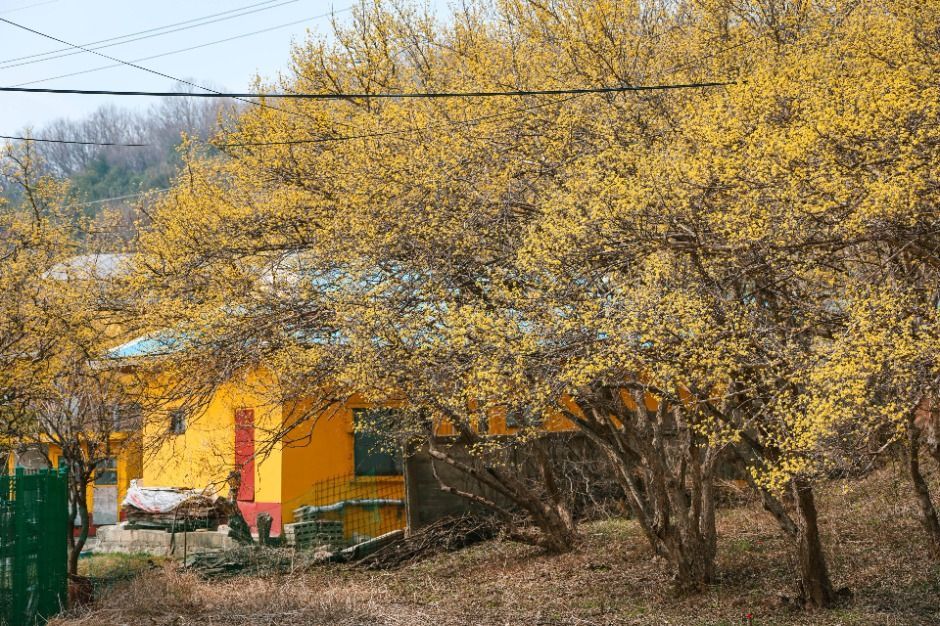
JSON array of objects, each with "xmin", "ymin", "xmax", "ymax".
[{"xmin": 2, "ymin": 87, "xmax": 237, "ymax": 238}]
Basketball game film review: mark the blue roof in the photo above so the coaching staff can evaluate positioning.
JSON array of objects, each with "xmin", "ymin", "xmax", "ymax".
[
  {"xmin": 107, "ymin": 331, "xmax": 186, "ymax": 360},
  {"xmin": 44, "ymin": 253, "xmax": 133, "ymax": 281}
]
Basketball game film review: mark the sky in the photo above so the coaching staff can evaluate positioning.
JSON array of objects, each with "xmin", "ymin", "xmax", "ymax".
[{"xmin": 0, "ymin": 0, "xmax": 447, "ymax": 135}]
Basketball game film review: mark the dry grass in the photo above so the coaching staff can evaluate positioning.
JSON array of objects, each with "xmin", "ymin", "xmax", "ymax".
[
  {"xmin": 78, "ymin": 552, "xmax": 161, "ymax": 579},
  {"xmin": 54, "ymin": 568, "xmax": 397, "ymax": 626},
  {"xmin": 52, "ymin": 465, "xmax": 940, "ymax": 625}
]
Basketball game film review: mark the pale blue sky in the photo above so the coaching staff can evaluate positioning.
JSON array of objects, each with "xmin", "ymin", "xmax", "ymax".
[{"xmin": 0, "ymin": 0, "xmax": 447, "ymax": 134}]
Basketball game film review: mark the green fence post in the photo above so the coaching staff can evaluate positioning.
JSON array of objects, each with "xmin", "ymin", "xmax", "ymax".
[
  {"xmin": 0, "ymin": 472, "xmax": 11, "ymax": 624},
  {"xmin": 11, "ymin": 467, "xmax": 27, "ymax": 626},
  {"xmin": 0, "ymin": 467, "xmax": 69, "ymax": 626}
]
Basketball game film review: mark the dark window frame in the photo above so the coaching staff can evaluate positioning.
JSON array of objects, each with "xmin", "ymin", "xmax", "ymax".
[
  {"xmin": 169, "ymin": 408, "xmax": 187, "ymax": 435},
  {"xmin": 95, "ymin": 457, "xmax": 118, "ymax": 486},
  {"xmin": 505, "ymin": 406, "xmax": 544, "ymax": 429},
  {"xmin": 352, "ymin": 408, "xmax": 403, "ymax": 477}
]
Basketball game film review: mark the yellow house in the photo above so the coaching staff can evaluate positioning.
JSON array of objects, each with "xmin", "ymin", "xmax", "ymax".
[
  {"xmin": 109, "ymin": 334, "xmax": 406, "ymax": 538},
  {"xmin": 143, "ymin": 385, "xmax": 406, "ymax": 537},
  {"xmin": 107, "ymin": 310, "xmax": 581, "ymax": 542},
  {"xmin": 34, "ymin": 254, "xmax": 584, "ymax": 539},
  {"xmin": 132, "ymin": 374, "xmax": 581, "ymax": 539}
]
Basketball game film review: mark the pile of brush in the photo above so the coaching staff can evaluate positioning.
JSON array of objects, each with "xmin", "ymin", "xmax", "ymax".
[{"xmin": 356, "ymin": 515, "xmax": 498, "ymax": 570}]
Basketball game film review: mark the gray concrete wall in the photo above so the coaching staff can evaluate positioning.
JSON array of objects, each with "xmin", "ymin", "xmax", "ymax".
[{"xmin": 404, "ymin": 432, "xmax": 619, "ymax": 531}]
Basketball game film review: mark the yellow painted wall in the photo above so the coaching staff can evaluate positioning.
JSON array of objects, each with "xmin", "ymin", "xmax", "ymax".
[
  {"xmin": 142, "ymin": 368, "xmax": 283, "ymax": 504},
  {"xmin": 141, "ymin": 373, "xmax": 408, "ymax": 540},
  {"xmin": 280, "ymin": 394, "xmax": 405, "ymax": 529},
  {"xmin": 118, "ymin": 436, "xmax": 143, "ymax": 508}
]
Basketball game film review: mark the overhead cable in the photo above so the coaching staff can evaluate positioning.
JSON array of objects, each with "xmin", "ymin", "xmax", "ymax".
[
  {"xmin": 0, "ymin": 1, "xmax": 349, "ymax": 71},
  {"xmin": 8, "ymin": 12, "xmax": 350, "ymax": 86},
  {"xmin": 0, "ymin": 16, "xmax": 327, "ymax": 122},
  {"xmin": 0, "ymin": 0, "xmax": 58, "ymax": 15},
  {"xmin": 0, "ymin": 134, "xmax": 148, "ymax": 146},
  {"xmin": 0, "ymin": 0, "xmax": 293, "ymax": 65},
  {"xmin": 0, "ymin": 81, "xmax": 735, "ymax": 99}
]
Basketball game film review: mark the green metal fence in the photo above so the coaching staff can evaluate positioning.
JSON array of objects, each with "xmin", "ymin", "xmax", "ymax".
[{"xmin": 0, "ymin": 468, "xmax": 69, "ymax": 626}]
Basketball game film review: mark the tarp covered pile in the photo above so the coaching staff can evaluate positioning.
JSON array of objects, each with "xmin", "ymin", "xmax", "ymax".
[{"xmin": 122, "ymin": 480, "xmax": 227, "ymax": 530}]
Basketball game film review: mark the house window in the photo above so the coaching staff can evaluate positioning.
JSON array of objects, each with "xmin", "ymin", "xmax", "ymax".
[
  {"xmin": 113, "ymin": 403, "xmax": 143, "ymax": 431},
  {"xmin": 169, "ymin": 409, "xmax": 187, "ymax": 435},
  {"xmin": 95, "ymin": 458, "xmax": 118, "ymax": 486},
  {"xmin": 506, "ymin": 406, "xmax": 544, "ymax": 429},
  {"xmin": 353, "ymin": 408, "xmax": 403, "ymax": 477}
]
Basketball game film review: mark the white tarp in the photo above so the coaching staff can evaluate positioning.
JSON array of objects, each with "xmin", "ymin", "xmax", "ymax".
[{"xmin": 122, "ymin": 479, "xmax": 213, "ymax": 513}]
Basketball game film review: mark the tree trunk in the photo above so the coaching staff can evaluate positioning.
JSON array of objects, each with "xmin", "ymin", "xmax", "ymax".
[
  {"xmin": 791, "ymin": 479, "xmax": 835, "ymax": 608},
  {"xmin": 525, "ymin": 503, "xmax": 578, "ymax": 553},
  {"xmin": 67, "ymin": 481, "xmax": 90, "ymax": 576},
  {"xmin": 571, "ymin": 398, "xmax": 717, "ymax": 590},
  {"xmin": 907, "ymin": 413, "xmax": 940, "ymax": 558},
  {"xmin": 530, "ymin": 442, "xmax": 578, "ymax": 553}
]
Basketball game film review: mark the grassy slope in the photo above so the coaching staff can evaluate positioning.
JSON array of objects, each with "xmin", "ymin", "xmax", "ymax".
[{"xmin": 53, "ymin": 467, "xmax": 940, "ymax": 625}]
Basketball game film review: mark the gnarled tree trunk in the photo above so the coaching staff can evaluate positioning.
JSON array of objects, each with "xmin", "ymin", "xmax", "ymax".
[
  {"xmin": 568, "ymin": 386, "xmax": 720, "ymax": 591},
  {"xmin": 907, "ymin": 408, "xmax": 940, "ymax": 558},
  {"xmin": 67, "ymin": 478, "xmax": 90, "ymax": 576},
  {"xmin": 734, "ymin": 448, "xmax": 838, "ymax": 608},
  {"xmin": 792, "ymin": 478, "xmax": 835, "ymax": 608}
]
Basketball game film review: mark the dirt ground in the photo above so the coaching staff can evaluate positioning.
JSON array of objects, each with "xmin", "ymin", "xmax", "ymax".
[{"xmin": 53, "ymin": 465, "xmax": 940, "ymax": 625}]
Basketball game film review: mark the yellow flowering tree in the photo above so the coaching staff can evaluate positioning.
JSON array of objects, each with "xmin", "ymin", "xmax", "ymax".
[
  {"xmin": 0, "ymin": 142, "xmax": 73, "ymax": 427},
  {"xmin": 132, "ymin": 0, "xmax": 940, "ymax": 606},
  {"xmin": 1, "ymin": 142, "xmax": 157, "ymax": 573}
]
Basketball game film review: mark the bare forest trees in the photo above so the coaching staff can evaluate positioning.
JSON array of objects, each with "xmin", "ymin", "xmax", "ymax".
[{"xmin": 0, "ymin": 87, "xmax": 233, "ymax": 241}]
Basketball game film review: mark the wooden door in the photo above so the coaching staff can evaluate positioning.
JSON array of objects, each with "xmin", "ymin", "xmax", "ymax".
[{"xmin": 234, "ymin": 408, "xmax": 255, "ymax": 501}]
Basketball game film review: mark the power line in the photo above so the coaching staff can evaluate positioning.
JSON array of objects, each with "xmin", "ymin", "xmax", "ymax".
[
  {"xmin": 0, "ymin": 16, "xmax": 732, "ymax": 102},
  {"xmin": 0, "ymin": 81, "xmax": 734, "ymax": 99},
  {"xmin": 219, "ymin": 94, "xmax": 587, "ymax": 148},
  {"xmin": 64, "ymin": 188, "xmax": 171, "ymax": 209},
  {"xmin": 0, "ymin": 0, "xmax": 289, "ymax": 65},
  {"xmin": 0, "ymin": 80, "xmax": 730, "ymax": 147},
  {"xmin": 9, "ymin": 11, "xmax": 350, "ymax": 87},
  {"xmin": 0, "ymin": 12, "xmax": 367, "ymax": 139},
  {"xmin": 0, "ymin": 0, "xmax": 346, "ymax": 72},
  {"xmin": 0, "ymin": 134, "xmax": 148, "ymax": 146},
  {"xmin": 0, "ymin": 16, "xmax": 243, "ymax": 98},
  {"xmin": 0, "ymin": 92, "xmax": 621, "ymax": 148},
  {"xmin": 1, "ymin": 31, "xmax": 753, "ymax": 150},
  {"xmin": 0, "ymin": 0, "xmax": 58, "ymax": 15},
  {"xmin": 220, "ymin": 33, "xmax": 758, "ymax": 148},
  {"xmin": 0, "ymin": 15, "xmax": 321, "ymax": 122},
  {"xmin": 0, "ymin": 80, "xmax": 731, "ymax": 148}
]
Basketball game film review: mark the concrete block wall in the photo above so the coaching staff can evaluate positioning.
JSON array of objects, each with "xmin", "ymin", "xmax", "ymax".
[{"xmin": 95, "ymin": 524, "xmax": 236, "ymax": 557}]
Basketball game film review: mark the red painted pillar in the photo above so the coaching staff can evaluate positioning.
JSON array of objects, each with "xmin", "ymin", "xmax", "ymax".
[{"xmin": 234, "ymin": 408, "xmax": 255, "ymax": 502}]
